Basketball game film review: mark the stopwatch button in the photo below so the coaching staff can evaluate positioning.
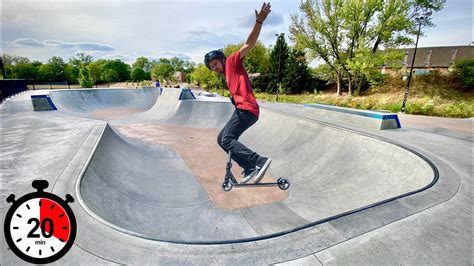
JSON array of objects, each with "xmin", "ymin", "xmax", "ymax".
[
  {"xmin": 32, "ymin": 180, "xmax": 49, "ymax": 192},
  {"xmin": 6, "ymin": 194, "xmax": 15, "ymax": 203}
]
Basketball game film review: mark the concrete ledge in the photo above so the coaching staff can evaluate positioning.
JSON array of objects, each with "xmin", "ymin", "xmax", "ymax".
[{"xmin": 304, "ymin": 104, "xmax": 401, "ymax": 130}]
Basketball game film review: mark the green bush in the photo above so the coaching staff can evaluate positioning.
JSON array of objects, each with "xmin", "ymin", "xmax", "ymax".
[
  {"xmin": 384, "ymin": 102, "xmax": 402, "ymax": 113},
  {"xmin": 405, "ymin": 102, "xmax": 424, "ymax": 115},
  {"xmin": 453, "ymin": 58, "xmax": 474, "ymax": 89},
  {"xmin": 421, "ymin": 100, "xmax": 435, "ymax": 115},
  {"xmin": 438, "ymin": 102, "xmax": 474, "ymax": 118}
]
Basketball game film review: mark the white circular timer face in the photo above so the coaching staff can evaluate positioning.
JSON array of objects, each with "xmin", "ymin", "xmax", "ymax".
[{"xmin": 9, "ymin": 198, "xmax": 72, "ymax": 259}]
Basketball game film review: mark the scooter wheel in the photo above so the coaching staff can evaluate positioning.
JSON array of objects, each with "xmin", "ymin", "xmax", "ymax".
[
  {"xmin": 277, "ymin": 178, "xmax": 290, "ymax": 190},
  {"xmin": 223, "ymin": 181, "xmax": 233, "ymax": 192}
]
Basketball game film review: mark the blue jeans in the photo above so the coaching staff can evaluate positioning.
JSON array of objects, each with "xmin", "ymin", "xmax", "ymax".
[{"xmin": 217, "ymin": 108, "xmax": 261, "ymax": 170}]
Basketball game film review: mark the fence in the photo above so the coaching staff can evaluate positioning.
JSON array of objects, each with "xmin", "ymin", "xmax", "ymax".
[
  {"xmin": 0, "ymin": 79, "xmax": 27, "ymax": 102},
  {"xmin": 28, "ymin": 81, "xmax": 70, "ymax": 90},
  {"xmin": 26, "ymin": 81, "xmax": 115, "ymax": 90}
]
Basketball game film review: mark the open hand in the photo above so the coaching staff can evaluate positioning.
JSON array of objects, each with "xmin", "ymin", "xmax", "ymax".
[{"xmin": 255, "ymin": 2, "xmax": 271, "ymax": 23}]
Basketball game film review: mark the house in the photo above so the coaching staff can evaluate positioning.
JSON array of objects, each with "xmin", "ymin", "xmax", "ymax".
[
  {"xmin": 175, "ymin": 71, "xmax": 186, "ymax": 82},
  {"xmin": 382, "ymin": 45, "xmax": 474, "ymax": 76}
]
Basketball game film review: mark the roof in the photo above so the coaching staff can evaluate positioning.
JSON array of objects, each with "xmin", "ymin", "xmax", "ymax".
[{"xmin": 402, "ymin": 45, "xmax": 474, "ymax": 68}]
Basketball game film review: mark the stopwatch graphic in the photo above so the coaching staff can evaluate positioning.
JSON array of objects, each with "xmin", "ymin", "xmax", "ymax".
[{"xmin": 4, "ymin": 180, "xmax": 77, "ymax": 264}]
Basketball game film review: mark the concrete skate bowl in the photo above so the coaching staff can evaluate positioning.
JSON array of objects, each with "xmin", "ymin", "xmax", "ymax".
[
  {"xmin": 50, "ymin": 88, "xmax": 160, "ymax": 120},
  {"xmin": 78, "ymin": 98, "xmax": 438, "ymax": 244}
]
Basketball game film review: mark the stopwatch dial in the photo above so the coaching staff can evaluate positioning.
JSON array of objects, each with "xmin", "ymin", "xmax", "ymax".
[{"xmin": 9, "ymin": 198, "xmax": 72, "ymax": 259}]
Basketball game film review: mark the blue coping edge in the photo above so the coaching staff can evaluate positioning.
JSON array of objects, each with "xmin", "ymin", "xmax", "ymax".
[
  {"xmin": 31, "ymin": 95, "xmax": 57, "ymax": 110},
  {"xmin": 178, "ymin": 88, "xmax": 196, "ymax": 100},
  {"xmin": 304, "ymin": 103, "xmax": 401, "ymax": 128}
]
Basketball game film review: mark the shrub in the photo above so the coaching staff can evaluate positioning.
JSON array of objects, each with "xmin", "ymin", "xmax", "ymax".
[{"xmin": 453, "ymin": 58, "xmax": 474, "ymax": 89}]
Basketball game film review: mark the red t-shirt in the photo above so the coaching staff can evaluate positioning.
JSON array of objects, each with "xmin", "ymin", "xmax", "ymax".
[{"xmin": 225, "ymin": 51, "xmax": 259, "ymax": 118}]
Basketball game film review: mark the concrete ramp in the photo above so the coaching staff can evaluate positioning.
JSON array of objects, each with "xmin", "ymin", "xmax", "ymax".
[
  {"xmin": 78, "ymin": 94, "xmax": 436, "ymax": 243},
  {"xmin": 112, "ymin": 87, "xmax": 190, "ymax": 124},
  {"xmin": 50, "ymin": 88, "xmax": 159, "ymax": 119}
]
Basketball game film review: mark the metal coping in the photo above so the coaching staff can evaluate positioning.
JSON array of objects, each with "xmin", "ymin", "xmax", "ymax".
[{"xmin": 75, "ymin": 106, "xmax": 439, "ymax": 246}]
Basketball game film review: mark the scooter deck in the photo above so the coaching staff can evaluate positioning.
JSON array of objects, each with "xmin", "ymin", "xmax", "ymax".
[{"xmin": 228, "ymin": 181, "xmax": 280, "ymax": 188}]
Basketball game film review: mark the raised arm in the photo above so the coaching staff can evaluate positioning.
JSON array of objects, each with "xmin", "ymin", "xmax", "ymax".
[{"xmin": 239, "ymin": 2, "xmax": 271, "ymax": 59}]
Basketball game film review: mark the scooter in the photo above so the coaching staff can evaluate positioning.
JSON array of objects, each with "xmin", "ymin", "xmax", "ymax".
[{"xmin": 222, "ymin": 151, "xmax": 290, "ymax": 192}]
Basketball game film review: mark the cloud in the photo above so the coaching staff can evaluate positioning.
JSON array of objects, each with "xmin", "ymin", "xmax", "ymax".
[
  {"xmin": 9, "ymin": 38, "xmax": 114, "ymax": 51},
  {"xmin": 180, "ymin": 30, "xmax": 241, "ymax": 49},
  {"xmin": 44, "ymin": 40, "xmax": 75, "ymax": 49},
  {"xmin": 99, "ymin": 53, "xmax": 132, "ymax": 61},
  {"xmin": 10, "ymin": 38, "xmax": 45, "ymax": 47},
  {"xmin": 75, "ymin": 42, "xmax": 114, "ymax": 52},
  {"xmin": 155, "ymin": 52, "xmax": 192, "ymax": 61},
  {"xmin": 237, "ymin": 11, "xmax": 284, "ymax": 28}
]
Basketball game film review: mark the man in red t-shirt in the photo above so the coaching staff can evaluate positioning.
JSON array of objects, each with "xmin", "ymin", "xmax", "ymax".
[{"xmin": 204, "ymin": 2, "xmax": 272, "ymax": 184}]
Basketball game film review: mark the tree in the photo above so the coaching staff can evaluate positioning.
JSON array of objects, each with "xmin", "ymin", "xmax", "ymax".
[
  {"xmin": 47, "ymin": 56, "xmax": 66, "ymax": 81},
  {"xmin": 190, "ymin": 64, "xmax": 210, "ymax": 87},
  {"xmin": 12, "ymin": 63, "xmax": 38, "ymax": 80},
  {"xmin": 70, "ymin": 53, "xmax": 93, "ymax": 67},
  {"xmin": 64, "ymin": 64, "xmax": 79, "ymax": 84},
  {"xmin": 0, "ymin": 58, "xmax": 5, "ymax": 79},
  {"xmin": 290, "ymin": 0, "xmax": 345, "ymax": 95},
  {"xmin": 102, "ymin": 59, "xmax": 130, "ymax": 82},
  {"xmin": 409, "ymin": 0, "xmax": 445, "ymax": 26},
  {"xmin": 131, "ymin": 68, "xmax": 147, "ymax": 85},
  {"xmin": 268, "ymin": 34, "xmax": 289, "ymax": 93},
  {"xmin": 79, "ymin": 66, "xmax": 94, "ymax": 88},
  {"xmin": 132, "ymin": 57, "xmax": 152, "ymax": 72},
  {"xmin": 290, "ymin": 0, "xmax": 445, "ymax": 96},
  {"xmin": 79, "ymin": 69, "xmax": 94, "ymax": 88},
  {"xmin": 132, "ymin": 57, "xmax": 152, "ymax": 80},
  {"xmin": 2, "ymin": 54, "xmax": 30, "ymax": 65},
  {"xmin": 101, "ymin": 69, "xmax": 119, "ymax": 87},
  {"xmin": 453, "ymin": 58, "xmax": 474, "ymax": 89},
  {"xmin": 169, "ymin": 57, "xmax": 186, "ymax": 72},
  {"xmin": 151, "ymin": 61, "xmax": 174, "ymax": 84},
  {"xmin": 4, "ymin": 65, "xmax": 13, "ymax": 79},
  {"xmin": 88, "ymin": 60, "xmax": 106, "ymax": 84},
  {"xmin": 37, "ymin": 64, "xmax": 55, "ymax": 81},
  {"xmin": 282, "ymin": 48, "xmax": 314, "ymax": 93},
  {"xmin": 68, "ymin": 53, "xmax": 92, "ymax": 84},
  {"xmin": 183, "ymin": 61, "xmax": 196, "ymax": 83},
  {"xmin": 189, "ymin": 63, "xmax": 223, "ymax": 91}
]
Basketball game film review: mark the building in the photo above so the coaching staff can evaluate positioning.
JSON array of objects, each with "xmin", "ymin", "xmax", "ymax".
[
  {"xmin": 382, "ymin": 45, "xmax": 474, "ymax": 76},
  {"xmin": 175, "ymin": 71, "xmax": 186, "ymax": 83}
]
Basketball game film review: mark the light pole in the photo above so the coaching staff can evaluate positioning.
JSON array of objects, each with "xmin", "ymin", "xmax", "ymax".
[
  {"xmin": 275, "ymin": 33, "xmax": 284, "ymax": 102},
  {"xmin": 401, "ymin": 11, "xmax": 432, "ymax": 113}
]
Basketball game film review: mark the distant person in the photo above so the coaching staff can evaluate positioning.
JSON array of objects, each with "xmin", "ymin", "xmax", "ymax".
[
  {"xmin": 155, "ymin": 80, "xmax": 160, "ymax": 87},
  {"xmin": 204, "ymin": 2, "xmax": 271, "ymax": 184}
]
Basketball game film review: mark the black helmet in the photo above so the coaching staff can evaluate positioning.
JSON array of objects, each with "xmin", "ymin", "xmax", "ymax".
[{"xmin": 204, "ymin": 50, "xmax": 226, "ymax": 69}]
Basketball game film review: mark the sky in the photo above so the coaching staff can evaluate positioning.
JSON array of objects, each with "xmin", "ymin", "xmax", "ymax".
[{"xmin": 2, "ymin": 0, "xmax": 473, "ymax": 66}]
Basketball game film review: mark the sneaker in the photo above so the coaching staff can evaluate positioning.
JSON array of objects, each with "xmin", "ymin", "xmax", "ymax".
[
  {"xmin": 241, "ymin": 168, "xmax": 257, "ymax": 184},
  {"xmin": 252, "ymin": 157, "xmax": 272, "ymax": 184}
]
